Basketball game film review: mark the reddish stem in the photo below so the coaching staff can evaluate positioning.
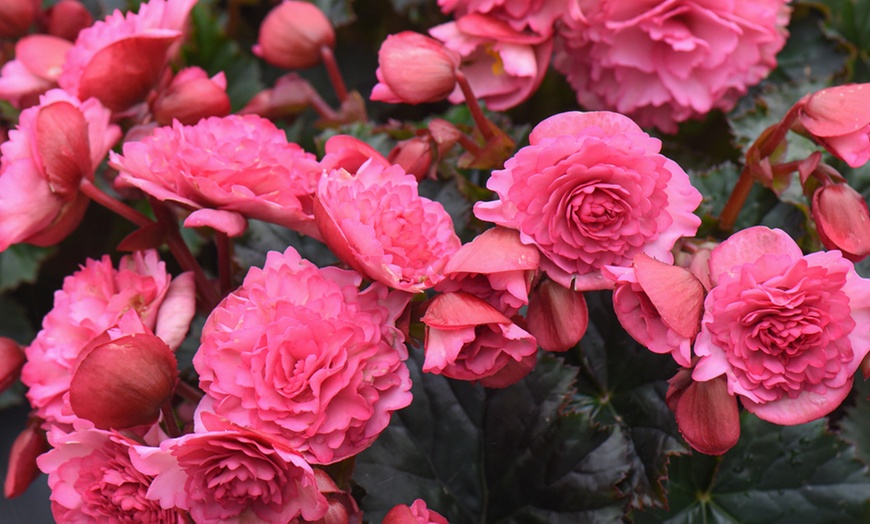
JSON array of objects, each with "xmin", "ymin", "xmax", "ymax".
[
  {"xmin": 160, "ymin": 400, "xmax": 180, "ymax": 438},
  {"xmin": 79, "ymin": 179, "xmax": 152, "ymax": 228},
  {"xmin": 175, "ymin": 379, "xmax": 205, "ymax": 404},
  {"xmin": 320, "ymin": 45, "xmax": 348, "ymax": 103},
  {"xmin": 216, "ymin": 231, "xmax": 233, "ymax": 297},
  {"xmin": 455, "ymin": 71, "xmax": 495, "ymax": 142},
  {"xmin": 718, "ymin": 165, "xmax": 754, "ymax": 232},
  {"xmin": 166, "ymin": 228, "xmax": 221, "ymax": 311}
]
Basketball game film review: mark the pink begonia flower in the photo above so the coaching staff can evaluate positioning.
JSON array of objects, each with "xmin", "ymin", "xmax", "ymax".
[
  {"xmin": 131, "ymin": 413, "xmax": 328, "ymax": 524},
  {"xmin": 21, "ymin": 250, "xmax": 195, "ymax": 431},
  {"xmin": 194, "ymin": 246, "xmax": 413, "ymax": 465},
  {"xmin": 315, "ymin": 160, "xmax": 461, "ymax": 293},
  {"xmin": 110, "ymin": 114, "xmax": 324, "ymax": 238},
  {"xmin": 430, "ymin": 14, "xmax": 553, "ymax": 111},
  {"xmin": 253, "ymin": 0, "xmax": 335, "ymax": 70},
  {"xmin": 474, "ymin": 111, "xmax": 702, "ymax": 291},
  {"xmin": 371, "ymin": 31, "xmax": 460, "ymax": 105},
  {"xmin": 602, "ymin": 253, "xmax": 705, "ymax": 367},
  {"xmin": 436, "ymin": 226, "xmax": 540, "ymax": 315},
  {"xmin": 693, "ymin": 226, "xmax": 870, "ymax": 425},
  {"xmin": 553, "ymin": 0, "xmax": 791, "ymax": 133},
  {"xmin": 0, "ymin": 89, "xmax": 121, "ymax": 251},
  {"xmin": 438, "ymin": 0, "xmax": 574, "ymax": 37},
  {"xmin": 58, "ymin": 0, "xmax": 197, "ymax": 112},
  {"xmin": 384, "ymin": 499, "xmax": 450, "ymax": 524},
  {"xmin": 0, "ymin": 35, "xmax": 72, "ymax": 109},
  {"xmin": 422, "ymin": 291, "xmax": 538, "ymax": 388},
  {"xmin": 37, "ymin": 428, "xmax": 186, "ymax": 523},
  {"xmin": 798, "ymin": 83, "xmax": 870, "ymax": 168},
  {"xmin": 151, "ymin": 67, "xmax": 231, "ymax": 125}
]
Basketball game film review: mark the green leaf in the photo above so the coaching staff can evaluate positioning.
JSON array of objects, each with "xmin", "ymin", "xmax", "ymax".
[
  {"xmin": 0, "ymin": 245, "xmax": 54, "ymax": 293},
  {"xmin": 634, "ymin": 413, "xmax": 870, "ymax": 523},
  {"xmin": 572, "ymin": 292, "xmax": 688, "ymax": 510},
  {"xmin": 839, "ymin": 378, "xmax": 870, "ymax": 466},
  {"xmin": 0, "ymin": 294, "xmax": 34, "ymax": 345},
  {"xmin": 770, "ymin": 5, "xmax": 849, "ymax": 84},
  {"xmin": 233, "ymin": 220, "xmax": 335, "ymax": 273},
  {"xmin": 354, "ymin": 351, "xmax": 631, "ymax": 523},
  {"xmin": 311, "ymin": 0, "xmax": 355, "ymax": 27},
  {"xmin": 811, "ymin": 0, "xmax": 870, "ymax": 81}
]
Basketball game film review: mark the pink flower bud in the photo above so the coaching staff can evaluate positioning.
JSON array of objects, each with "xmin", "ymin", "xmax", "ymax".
[
  {"xmin": 812, "ymin": 182, "xmax": 870, "ymax": 262},
  {"xmin": 371, "ymin": 32, "xmax": 460, "ymax": 105},
  {"xmin": 4, "ymin": 417, "xmax": 48, "ymax": 498},
  {"xmin": 389, "ymin": 136, "xmax": 434, "ymax": 181},
  {"xmin": 253, "ymin": 0, "xmax": 335, "ymax": 70},
  {"xmin": 0, "ymin": 337, "xmax": 25, "ymax": 393},
  {"xmin": 45, "ymin": 0, "xmax": 94, "ymax": 42},
  {"xmin": 239, "ymin": 73, "xmax": 313, "ymax": 120},
  {"xmin": 667, "ymin": 371, "xmax": 740, "ymax": 456},
  {"xmin": 798, "ymin": 83, "xmax": 870, "ymax": 167},
  {"xmin": 152, "ymin": 67, "xmax": 231, "ymax": 125},
  {"xmin": 383, "ymin": 499, "xmax": 449, "ymax": 524},
  {"xmin": 0, "ymin": 0, "xmax": 38, "ymax": 39},
  {"xmin": 526, "ymin": 278, "xmax": 588, "ymax": 352},
  {"xmin": 69, "ymin": 333, "xmax": 178, "ymax": 430}
]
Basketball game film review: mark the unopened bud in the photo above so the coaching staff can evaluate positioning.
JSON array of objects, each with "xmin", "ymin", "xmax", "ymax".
[{"xmin": 253, "ymin": 1, "xmax": 335, "ymax": 70}]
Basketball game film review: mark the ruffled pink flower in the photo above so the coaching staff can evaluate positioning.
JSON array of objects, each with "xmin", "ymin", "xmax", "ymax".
[
  {"xmin": 110, "ymin": 115, "xmax": 324, "ymax": 238},
  {"xmin": 0, "ymin": 35, "xmax": 72, "ymax": 109},
  {"xmin": 474, "ymin": 111, "xmax": 702, "ymax": 290},
  {"xmin": 37, "ymin": 428, "xmax": 186, "ymax": 523},
  {"xmin": 553, "ymin": 0, "xmax": 791, "ymax": 132},
  {"xmin": 438, "ymin": 0, "xmax": 573, "ymax": 36},
  {"xmin": 798, "ymin": 83, "xmax": 870, "ymax": 168},
  {"xmin": 58, "ymin": 0, "xmax": 197, "ymax": 112},
  {"xmin": 21, "ymin": 250, "xmax": 195, "ymax": 430},
  {"xmin": 430, "ymin": 14, "xmax": 553, "ymax": 111},
  {"xmin": 132, "ymin": 413, "xmax": 328, "ymax": 524},
  {"xmin": 315, "ymin": 160, "xmax": 461, "ymax": 293},
  {"xmin": 422, "ymin": 291, "xmax": 538, "ymax": 388},
  {"xmin": 384, "ymin": 499, "xmax": 449, "ymax": 524},
  {"xmin": 0, "ymin": 89, "xmax": 121, "ymax": 251},
  {"xmin": 693, "ymin": 226, "xmax": 870, "ymax": 425},
  {"xmin": 194, "ymin": 246, "xmax": 413, "ymax": 464}
]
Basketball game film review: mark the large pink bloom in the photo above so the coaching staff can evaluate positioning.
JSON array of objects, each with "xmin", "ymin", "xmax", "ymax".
[
  {"xmin": 438, "ymin": 0, "xmax": 572, "ymax": 36},
  {"xmin": 37, "ymin": 428, "xmax": 186, "ymax": 523},
  {"xmin": 315, "ymin": 160, "xmax": 461, "ymax": 293},
  {"xmin": 193, "ymin": 246, "xmax": 413, "ymax": 464},
  {"xmin": 110, "ymin": 115, "xmax": 324, "ymax": 238},
  {"xmin": 474, "ymin": 111, "xmax": 702, "ymax": 290},
  {"xmin": 0, "ymin": 89, "xmax": 120, "ymax": 251},
  {"xmin": 131, "ymin": 414, "xmax": 328, "ymax": 524},
  {"xmin": 553, "ymin": 0, "xmax": 791, "ymax": 132},
  {"xmin": 693, "ymin": 227, "xmax": 870, "ymax": 425},
  {"xmin": 21, "ymin": 250, "xmax": 195, "ymax": 430},
  {"xmin": 59, "ymin": 0, "xmax": 197, "ymax": 112}
]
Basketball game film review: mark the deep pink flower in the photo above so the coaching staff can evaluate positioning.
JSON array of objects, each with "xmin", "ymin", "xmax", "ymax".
[
  {"xmin": 693, "ymin": 226, "xmax": 870, "ymax": 425},
  {"xmin": 0, "ymin": 89, "xmax": 120, "ymax": 251},
  {"xmin": 384, "ymin": 499, "xmax": 450, "ymax": 524},
  {"xmin": 422, "ymin": 291, "xmax": 538, "ymax": 388},
  {"xmin": 315, "ymin": 160, "xmax": 461, "ymax": 293},
  {"xmin": 553, "ymin": 0, "xmax": 791, "ymax": 132},
  {"xmin": 474, "ymin": 111, "xmax": 702, "ymax": 290},
  {"xmin": 21, "ymin": 250, "xmax": 194, "ymax": 430},
  {"xmin": 371, "ymin": 32, "xmax": 460, "ymax": 105},
  {"xmin": 0, "ymin": 35, "xmax": 72, "ymax": 109},
  {"xmin": 194, "ymin": 246, "xmax": 413, "ymax": 464},
  {"xmin": 59, "ymin": 0, "xmax": 197, "ymax": 112},
  {"xmin": 429, "ymin": 14, "xmax": 553, "ymax": 111},
  {"xmin": 131, "ymin": 414, "xmax": 328, "ymax": 524},
  {"xmin": 110, "ymin": 115, "xmax": 324, "ymax": 238},
  {"xmin": 798, "ymin": 83, "xmax": 870, "ymax": 168},
  {"xmin": 37, "ymin": 428, "xmax": 185, "ymax": 523}
]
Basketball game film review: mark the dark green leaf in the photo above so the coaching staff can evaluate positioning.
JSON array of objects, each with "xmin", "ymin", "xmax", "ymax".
[
  {"xmin": 770, "ymin": 5, "xmax": 849, "ymax": 84},
  {"xmin": 839, "ymin": 378, "xmax": 870, "ymax": 466},
  {"xmin": 233, "ymin": 220, "xmax": 335, "ymax": 272},
  {"xmin": 0, "ymin": 245, "xmax": 54, "ymax": 293},
  {"xmin": 312, "ymin": 0, "xmax": 355, "ymax": 27},
  {"xmin": 634, "ymin": 413, "xmax": 870, "ymax": 523},
  {"xmin": 572, "ymin": 292, "xmax": 688, "ymax": 510},
  {"xmin": 811, "ymin": 0, "xmax": 870, "ymax": 81}
]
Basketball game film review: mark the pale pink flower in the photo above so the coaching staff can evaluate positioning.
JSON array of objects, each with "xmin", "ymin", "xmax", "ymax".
[
  {"xmin": 0, "ymin": 89, "xmax": 121, "ymax": 251},
  {"xmin": 430, "ymin": 14, "xmax": 553, "ymax": 111},
  {"xmin": 21, "ymin": 250, "xmax": 194, "ymax": 430},
  {"xmin": 315, "ymin": 160, "xmax": 461, "ymax": 293},
  {"xmin": 384, "ymin": 499, "xmax": 450, "ymax": 524},
  {"xmin": 59, "ymin": 0, "xmax": 197, "ymax": 112},
  {"xmin": 0, "ymin": 35, "xmax": 71, "ymax": 109},
  {"xmin": 422, "ymin": 291, "xmax": 538, "ymax": 388},
  {"xmin": 798, "ymin": 83, "xmax": 870, "ymax": 168},
  {"xmin": 131, "ymin": 413, "xmax": 328, "ymax": 524},
  {"xmin": 474, "ymin": 111, "xmax": 702, "ymax": 290},
  {"xmin": 37, "ymin": 428, "xmax": 186, "ymax": 523},
  {"xmin": 553, "ymin": 0, "xmax": 791, "ymax": 132},
  {"xmin": 194, "ymin": 246, "xmax": 413, "ymax": 464},
  {"xmin": 693, "ymin": 226, "xmax": 870, "ymax": 425},
  {"xmin": 110, "ymin": 115, "xmax": 324, "ymax": 238}
]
